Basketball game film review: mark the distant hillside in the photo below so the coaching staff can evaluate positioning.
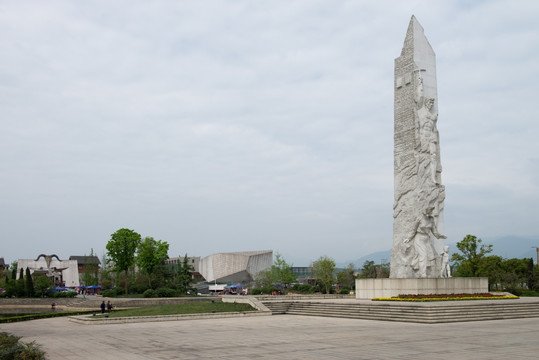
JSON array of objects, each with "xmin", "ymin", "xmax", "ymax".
[
  {"xmin": 479, "ymin": 235, "xmax": 538, "ymax": 260},
  {"xmin": 339, "ymin": 250, "xmax": 391, "ymax": 269},
  {"xmin": 342, "ymin": 235, "xmax": 538, "ymax": 269}
]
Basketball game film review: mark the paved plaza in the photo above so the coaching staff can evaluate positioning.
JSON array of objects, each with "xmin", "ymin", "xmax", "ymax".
[{"xmin": 1, "ymin": 314, "xmax": 539, "ymax": 359}]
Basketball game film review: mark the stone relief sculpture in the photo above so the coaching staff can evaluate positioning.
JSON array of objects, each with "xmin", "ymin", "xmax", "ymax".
[
  {"xmin": 403, "ymin": 207, "xmax": 446, "ymax": 278},
  {"xmin": 390, "ymin": 16, "xmax": 448, "ymax": 278},
  {"xmin": 440, "ymin": 245, "xmax": 451, "ymax": 278}
]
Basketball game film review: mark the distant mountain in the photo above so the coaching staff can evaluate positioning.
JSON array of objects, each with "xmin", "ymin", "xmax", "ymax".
[
  {"xmin": 338, "ymin": 250, "xmax": 391, "ymax": 268},
  {"xmin": 341, "ymin": 235, "xmax": 539, "ymax": 269},
  {"xmin": 478, "ymin": 235, "xmax": 538, "ymax": 260}
]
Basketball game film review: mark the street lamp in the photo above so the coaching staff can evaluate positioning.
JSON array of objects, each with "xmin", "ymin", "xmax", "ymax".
[{"xmin": 532, "ymin": 247, "xmax": 539, "ymax": 265}]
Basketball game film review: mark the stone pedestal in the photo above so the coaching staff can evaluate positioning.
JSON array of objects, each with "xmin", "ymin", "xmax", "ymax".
[{"xmin": 355, "ymin": 277, "xmax": 488, "ymax": 299}]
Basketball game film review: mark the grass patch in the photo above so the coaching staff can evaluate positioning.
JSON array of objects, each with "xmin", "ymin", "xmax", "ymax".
[{"xmin": 95, "ymin": 302, "xmax": 255, "ymax": 318}]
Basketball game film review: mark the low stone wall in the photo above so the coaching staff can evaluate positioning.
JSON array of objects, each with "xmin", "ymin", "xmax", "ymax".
[
  {"xmin": 69, "ymin": 310, "xmax": 270, "ymax": 325},
  {"xmin": 221, "ymin": 296, "xmax": 270, "ymax": 312},
  {"xmin": 356, "ymin": 277, "xmax": 489, "ymax": 299}
]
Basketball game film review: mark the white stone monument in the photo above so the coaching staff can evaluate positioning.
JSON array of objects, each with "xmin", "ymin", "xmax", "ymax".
[
  {"xmin": 355, "ymin": 16, "xmax": 487, "ymax": 298},
  {"xmin": 390, "ymin": 15, "xmax": 446, "ymax": 279}
]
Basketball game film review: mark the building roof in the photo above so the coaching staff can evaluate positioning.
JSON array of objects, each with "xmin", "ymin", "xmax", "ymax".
[
  {"xmin": 69, "ymin": 256, "xmax": 101, "ymax": 265},
  {"xmin": 0, "ymin": 258, "xmax": 5, "ymax": 267}
]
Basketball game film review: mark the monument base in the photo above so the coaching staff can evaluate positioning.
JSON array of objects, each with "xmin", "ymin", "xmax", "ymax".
[{"xmin": 355, "ymin": 277, "xmax": 488, "ymax": 299}]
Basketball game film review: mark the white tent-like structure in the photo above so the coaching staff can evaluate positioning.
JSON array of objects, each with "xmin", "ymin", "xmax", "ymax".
[{"xmin": 199, "ymin": 250, "xmax": 272, "ymax": 283}]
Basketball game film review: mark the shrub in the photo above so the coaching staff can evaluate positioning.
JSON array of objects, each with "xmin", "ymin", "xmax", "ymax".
[
  {"xmin": 250, "ymin": 288, "xmax": 262, "ymax": 295},
  {"xmin": 101, "ymin": 289, "xmax": 117, "ymax": 298},
  {"xmin": 143, "ymin": 289, "xmax": 156, "ymax": 298},
  {"xmin": 132, "ymin": 275, "xmax": 151, "ymax": 294},
  {"xmin": 520, "ymin": 290, "xmax": 539, "ymax": 297},
  {"xmin": 504, "ymin": 288, "xmax": 523, "ymax": 296},
  {"xmin": 260, "ymin": 285, "xmax": 278, "ymax": 294},
  {"xmin": 339, "ymin": 286, "xmax": 350, "ymax": 295},
  {"xmin": 130, "ymin": 284, "xmax": 149, "ymax": 294},
  {"xmin": 101, "ymin": 278, "xmax": 112, "ymax": 290},
  {"xmin": 0, "ymin": 332, "xmax": 46, "ymax": 359},
  {"xmin": 156, "ymin": 287, "xmax": 177, "ymax": 297}
]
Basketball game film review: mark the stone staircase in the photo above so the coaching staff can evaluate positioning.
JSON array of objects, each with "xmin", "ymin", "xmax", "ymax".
[
  {"xmin": 263, "ymin": 301, "xmax": 293, "ymax": 314},
  {"xmin": 261, "ymin": 300, "xmax": 539, "ymax": 324}
]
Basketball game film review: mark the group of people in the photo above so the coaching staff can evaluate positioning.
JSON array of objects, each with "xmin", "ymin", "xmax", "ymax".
[{"xmin": 100, "ymin": 300, "xmax": 113, "ymax": 313}]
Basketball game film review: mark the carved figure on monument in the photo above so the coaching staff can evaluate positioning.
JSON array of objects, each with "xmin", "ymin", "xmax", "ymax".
[
  {"xmin": 417, "ymin": 99, "xmax": 441, "ymax": 186},
  {"xmin": 440, "ymin": 245, "xmax": 451, "ymax": 278},
  {"xmin": 404, "ymin": 207, "xmax": 446, "ymax": 278},
  {"xmin": 390, "ymin": 16, "xmax": 448, "ymax": 278}
]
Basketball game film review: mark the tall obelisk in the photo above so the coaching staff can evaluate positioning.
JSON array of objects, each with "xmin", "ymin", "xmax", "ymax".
[{"xmin": 390, "ymin": 16, "xmax": 446, "ymax": 278}]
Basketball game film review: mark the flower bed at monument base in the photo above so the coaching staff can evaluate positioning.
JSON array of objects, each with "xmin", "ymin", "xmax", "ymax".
[{"xmin": 372, "ymin": 293, "xmax": 519, "ymax": 302}]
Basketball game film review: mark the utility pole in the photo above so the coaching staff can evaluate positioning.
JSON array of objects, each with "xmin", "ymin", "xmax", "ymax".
[{"xmin": 532, "ymin": 247, "xmax": 539, "ymax": 265}]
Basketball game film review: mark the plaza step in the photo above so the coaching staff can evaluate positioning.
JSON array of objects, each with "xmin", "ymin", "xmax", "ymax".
[
  {"xmin": 261, "ymin": 300, "xmax": 539, "ymax": 323},
  {"xmin": 263, "ymin": 301, "xmax": 293, "ymax": 314}
]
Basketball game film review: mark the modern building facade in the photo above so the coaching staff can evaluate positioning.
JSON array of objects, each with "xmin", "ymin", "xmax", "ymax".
[
  {"xmin": 17, "ymin": 255, "xmax": 80, "ymax": 287},
  {"xmin": 199, "ymin": 250, "xmax": 272, "ymax": 283}
]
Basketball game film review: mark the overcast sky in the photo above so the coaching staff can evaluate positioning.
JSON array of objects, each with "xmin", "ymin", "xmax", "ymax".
[{"xmin": 1, "ymin": 0, "xmax": 538, "ymax": 266}]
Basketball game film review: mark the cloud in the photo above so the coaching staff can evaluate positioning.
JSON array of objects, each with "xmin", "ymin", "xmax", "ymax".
[{"xmin": 1, "ymin": 1, "xmax": 538, "ymax": 265}]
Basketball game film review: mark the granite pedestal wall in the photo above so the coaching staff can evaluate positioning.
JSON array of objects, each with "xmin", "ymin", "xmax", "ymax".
[{"xmin": 356, "ymin": 277, "xmax": 488, "ymax": 299}]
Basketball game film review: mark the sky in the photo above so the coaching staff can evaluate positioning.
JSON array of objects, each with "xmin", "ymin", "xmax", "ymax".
[{"xmin": 1, "ymin": 0, "xmax": 539, "ymax": 267}]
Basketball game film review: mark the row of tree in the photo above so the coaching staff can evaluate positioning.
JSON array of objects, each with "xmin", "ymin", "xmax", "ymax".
[
  {"xmin": 451, "ymin": 235, "xmax": 539, "ymax": 292},
  {"xmin": 254, "ymin": 254, "xmax": 357, "ymax": 294},
  {"xmin": 105, "ymin": 228, "xmax": 195, "ymax": 295},
  {"xmin": 1, "ymin": 266, "xmax": 54, "ymax": 298}
]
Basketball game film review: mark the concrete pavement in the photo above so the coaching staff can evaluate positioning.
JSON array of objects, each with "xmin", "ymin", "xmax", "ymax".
[{"xmin": 1, "ymin": 313, "xmax": 539, "ymax": 359}]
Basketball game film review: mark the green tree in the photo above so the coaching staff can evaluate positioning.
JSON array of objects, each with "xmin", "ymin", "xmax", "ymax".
[
  {"xmin": 25, "ymin": 268, "xmax": 34, "ymax": 297},
  {"xmin": 81, "ymin": 249, "xmax": 100, "ymax": 286},
  {"xmin": 311, "ymin": 256, "xmax": 336, "ymax": 294},
  {"xmin": 176, "ymin": 254, "xmax": 195, "ymax": 295},
  {"xmin": 254, "ymin": 268, "xmax": 274, "ymax": 287},
  {"xmin": 136, "ymin": 237, "xmax": 169, "ymax": 288},
  {"xmin": 34, "ymin": 275, "xmax": 52, "ymax": 297},
  {"xmin": 16, "ymin": 268, "xmax": 26, "ymax": 297},
  {"xmin": 359, "ymin": 260, "xmax": 377, "ymax": 278},
  {"xmin": 271, "ymin": 253, "xmax": 297, "ymax": 289},
  {"xmin": 337, "ymin": 263, "xmax": 356, "ymax": 288},
  {"xmin": 526, "ymin": 258, "xmax": 536, "ymax": 290},
  {"xmin": 106, "ymin": 228, "xmax": 141, "ymax": 294},
  {"xmin": 451, "ymin": 234, "xmax": 493, "ymax": 277},
  {"xmin": 11, "ymin": 263, "xmax": 17, "ymax": 283},
  {"xmin": 253, "ymin": 254, "xmax": 296, "ymax": 290},
  {"xmin": 532, "ymin": 265, "xmax": 539, "ymax": 291},
  {"xmin": 478, "ymin": 255, "xmax": 504, "ymax": 290},
  {"xmin": 500, "ymin": 258, "xmax": 529, "ymax": 291},
  {"xmin": 5, "ymin": 277, "xmax": 16, "ymax": 297}
]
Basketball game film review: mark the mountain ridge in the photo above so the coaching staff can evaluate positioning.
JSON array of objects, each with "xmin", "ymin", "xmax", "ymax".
[{"xmin": 339, "ymin": 235, "xmax": 539, "ymax": 268}]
